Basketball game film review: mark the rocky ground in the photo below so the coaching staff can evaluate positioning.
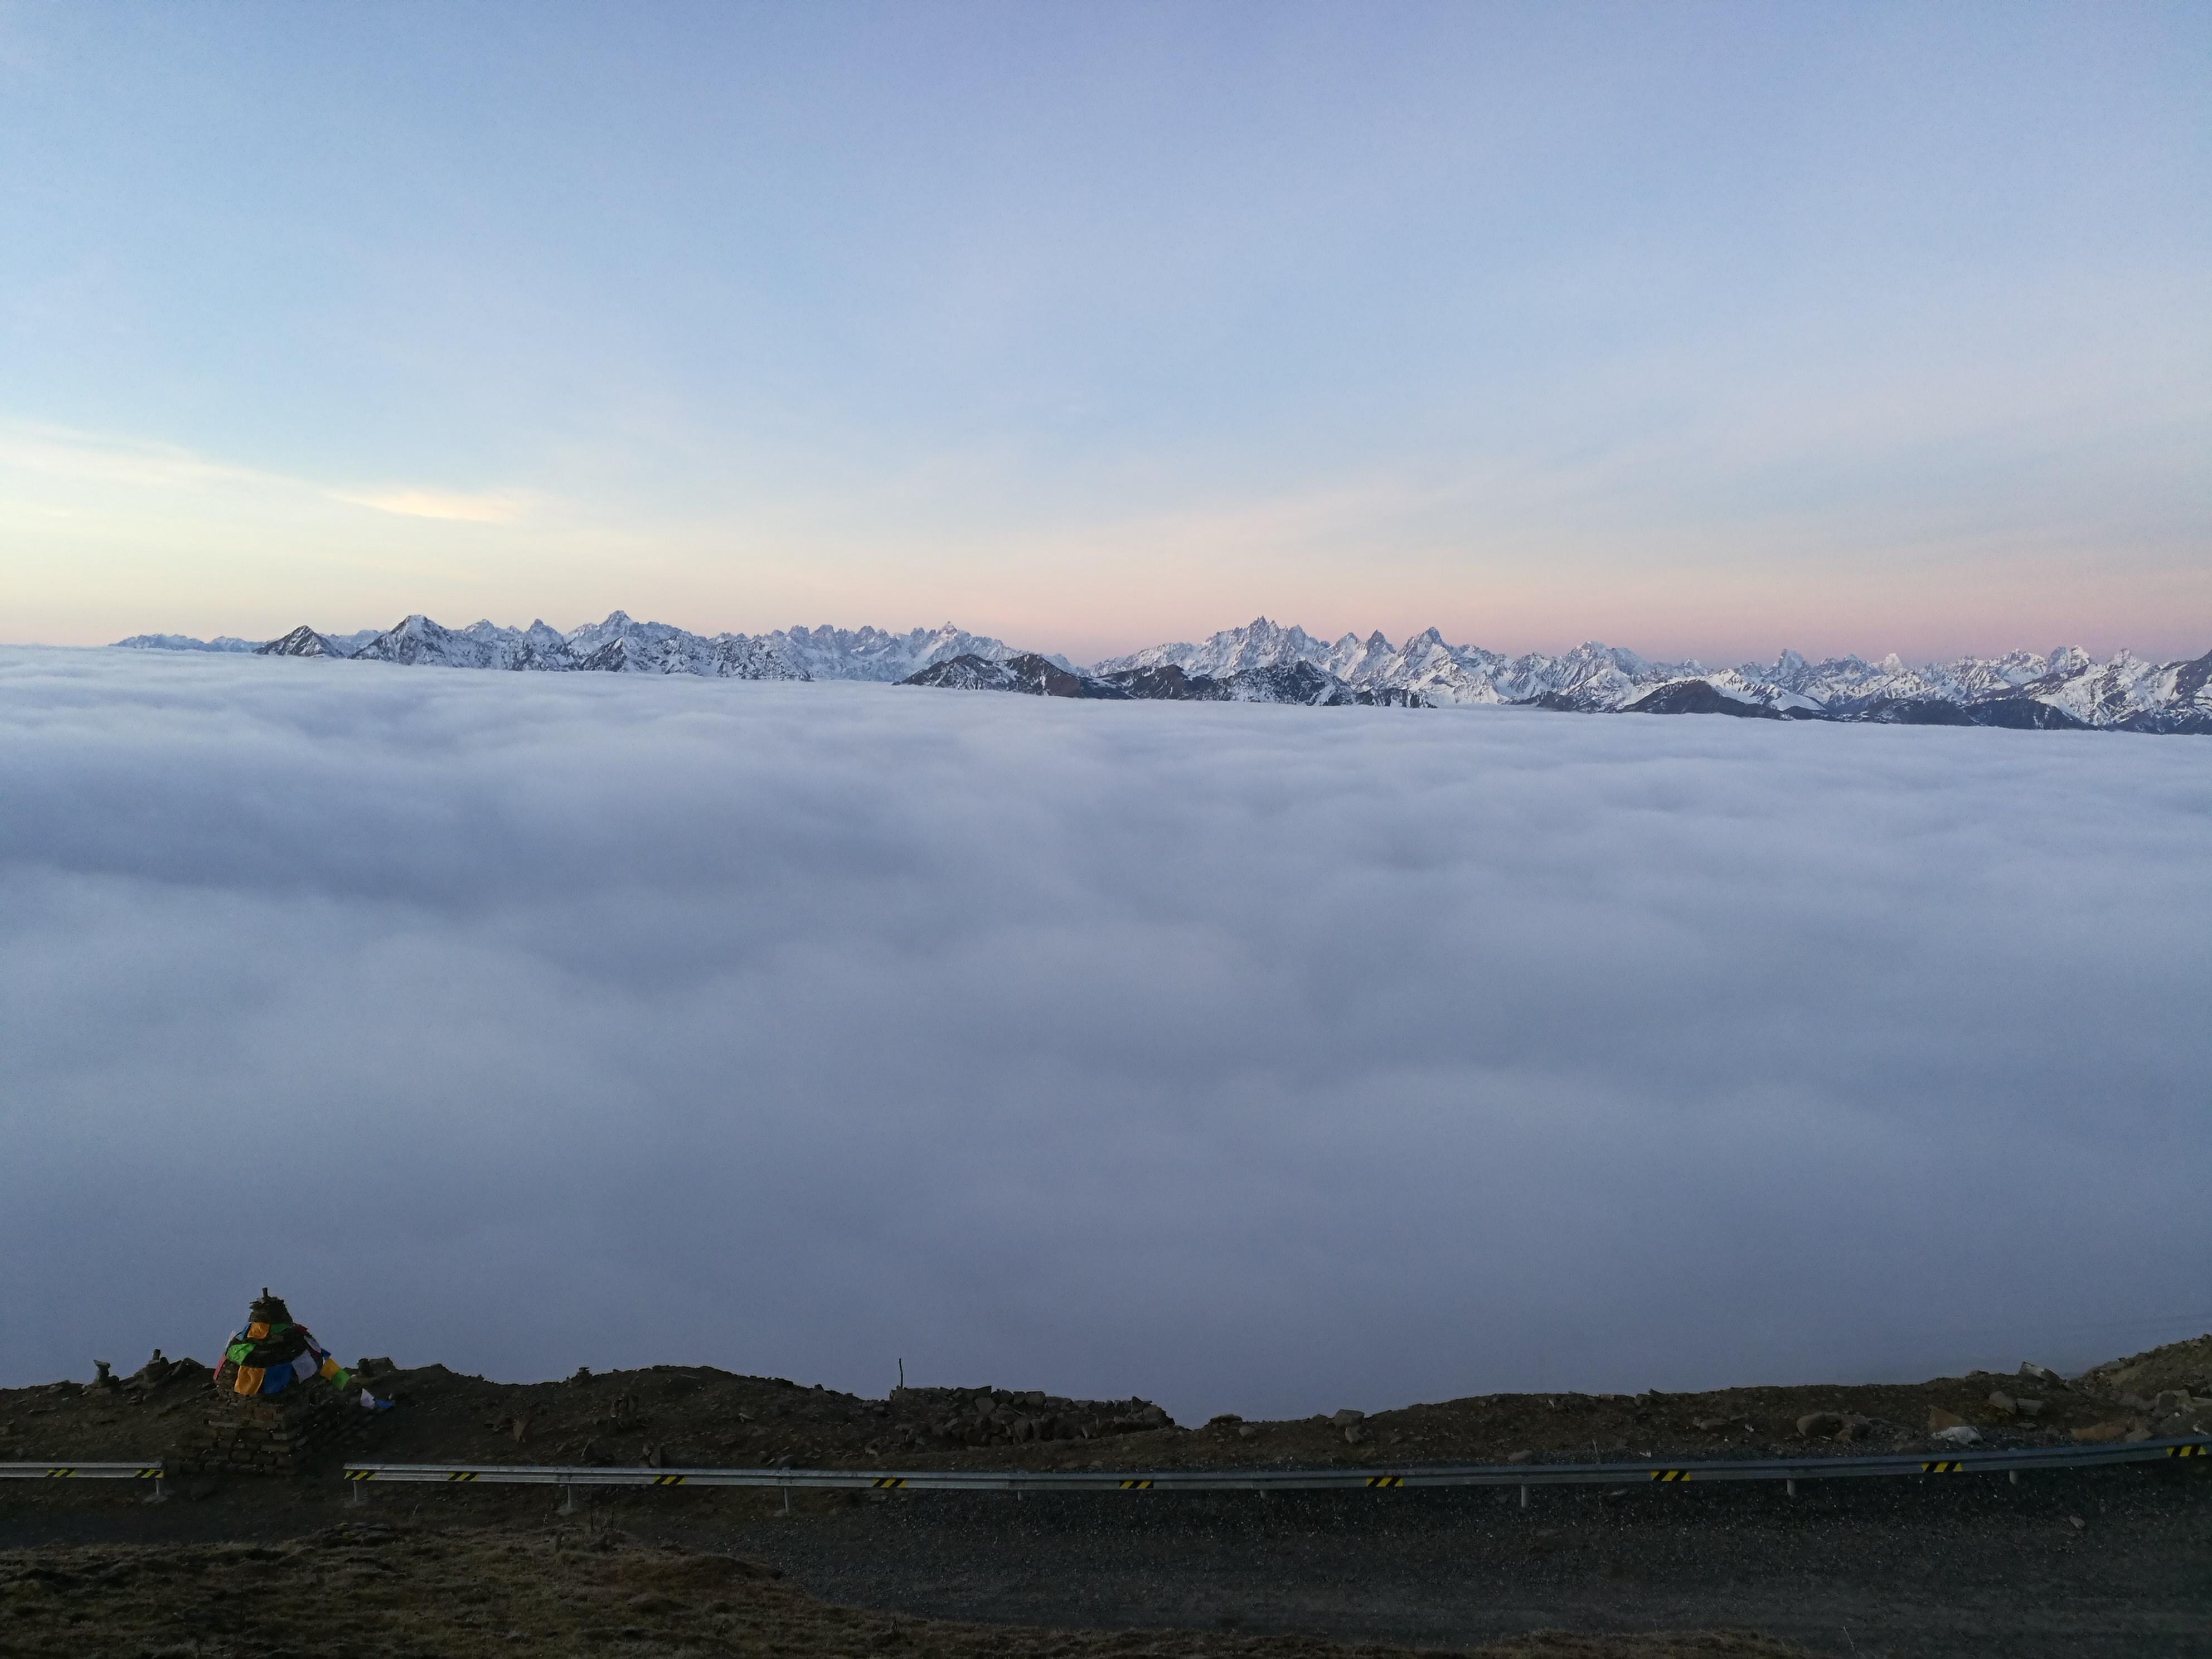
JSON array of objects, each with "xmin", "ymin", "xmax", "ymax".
[
  {"xmin": 3, "ymin": 1336, "xmax": 2208, "ymax": 1658},
  {"xmin": 5, "ymin": 1336, "xmax": 2207, "ymax": 1474}
]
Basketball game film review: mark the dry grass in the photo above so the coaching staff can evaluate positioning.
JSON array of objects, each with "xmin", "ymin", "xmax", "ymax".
[{"xmin": 0, "ymin": 1521, "xmax": 1811, "ymax": 1659}]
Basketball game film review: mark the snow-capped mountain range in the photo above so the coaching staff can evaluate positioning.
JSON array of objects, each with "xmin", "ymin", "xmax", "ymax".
[
  {"xmin": 114, "ymin": 613, "xmax": 2210, "ymax": 733},
  {"xmin": 122, "ymin": 614, "xmax": 1054, "ymax": 682}
]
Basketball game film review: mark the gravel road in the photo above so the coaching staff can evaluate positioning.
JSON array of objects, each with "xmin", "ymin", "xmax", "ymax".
[{"xmin": 697, "ymin": 1463, "xmax": 2211, "ymax": 1659}]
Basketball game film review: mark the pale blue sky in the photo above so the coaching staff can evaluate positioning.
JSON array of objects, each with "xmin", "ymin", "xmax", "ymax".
[{"xmin": 3, "ymin": 2, "xmax": 2206, "ymax": 661}]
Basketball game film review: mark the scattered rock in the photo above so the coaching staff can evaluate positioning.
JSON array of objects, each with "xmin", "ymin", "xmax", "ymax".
[
  {"xmin": 1932, "ymin": 1425, "xmax": 1981, "ymax": 1447},
  {"xmin": 1796, "ymin": 1411, "xmax": 1845, "ymax": 1438},
  {"xmin": 1236, "ymin": 1425, "xmax": 1259, "ymax": 1440},
  {"xmin": 2071, "ymin": 1422, "xmax": 2133, "ymax": 1444},
  {"xmin": 1986, "ymin": 1390, "xmax": 2016, "ymax": 1417},
  {"xmin": 1927, "ymin": 1407, "xmax": 1967, "ymax": 1432},
  {"xmin": 2124, "ymin": 1426, "xmax": 2153, "ymax": 1443},
  {"xmin": 1330, "ymin": 1409, "xmax": 1365, "ymax": 1427},
  {"xmin": 1342, "ymin": 1424, "xmax": 1368, "ymax": 1446},
  {"xmin": 2015, "ymin": 1398, "xmax": 2045, "ymax": 1418},
  {"xmin": 2068, "ymin": 1515, "xmax": 2085, "ymax": 1530},
  {"xmin": 2019, "ymin": 1361, "xmax": 2066, "ymax": 1389},
  {"xmin": 1506, "ymin": 1449, "xmax": 1534, "ymax": 1464}
]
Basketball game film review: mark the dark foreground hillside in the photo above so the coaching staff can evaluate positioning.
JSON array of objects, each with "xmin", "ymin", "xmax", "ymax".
[
  {"xmin": 8, "ymin": 1335, "xmax": 2208, "ymax": 1474},
  {"xmin": 0, "ymin": 1519, "xmax": 1813, "ymax": 1659},
  {"xmin": 2, "ymin": 1336, "xmax": 2206, "ymax": 1658}
]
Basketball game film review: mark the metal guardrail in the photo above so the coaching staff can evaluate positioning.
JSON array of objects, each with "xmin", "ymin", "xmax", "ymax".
[
  {"xmin": 5, "ymin": 1440, "xmax": 2201, "ymax": 1512},
  {"xmin": 338, "ymin": 1437, "xmax": 2208, "ymax": 1509}
]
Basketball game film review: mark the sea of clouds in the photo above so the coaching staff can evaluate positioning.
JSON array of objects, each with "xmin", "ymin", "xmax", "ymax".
[{"xmin": 3, "ymin": 644, "xmax": 2208, "ymax": 1422}]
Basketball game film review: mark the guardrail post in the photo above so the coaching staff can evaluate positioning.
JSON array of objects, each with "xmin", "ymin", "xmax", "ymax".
[
  {"xmin": 2009, "ymin": 1471, "xmax": 2020, "ymax": 1486},
  {"xmin": 349, "ymin": 1477, "xmax": 365, "ymax": 1508},
  {"xmin": 1519, "ymin": 1483, "xmax": 1527, "ymax": 1509},
  {"xmin": 782, "ymin": 1483, "xmax": 792, "ymax": 1516},
  {"xmin": 559, "ymin": 1481, "xmax": 576, "ymax": 1516},
  {"xmin": 149, "ymin": 1474, "xmax": 169, "ymax": 1504},
  {"xmin": 1786, "ymin": 1479, "xmax": 1796, "ymax": 1497}
]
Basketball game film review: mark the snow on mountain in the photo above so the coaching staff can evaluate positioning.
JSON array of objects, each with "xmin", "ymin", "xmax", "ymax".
[
  {"xmin": 909, "ymin": 653, "xmax": 1425, "ymax": 707},
  {"xmin": 322, "ymin": 612, "xmax": 1036, "ymax": 682},
  {"xmin": 1683, "ymin": 669, "xmax": 1825, "ymax": 714},
  {"xmin": 113, "ymin": 633, "xmax": 263, "ymax": 653},
  {"xmin": 256, "ymin": 625, "xmax": 352, "ymax": 658},
  {"xmin": 1080, "ymin": 618, "xmax": 2208, "ymax": 729},
  {"xmin": 775, "ymin": 623, "xmax": 1030, "ymax": 681},
  {"xmin": 1331, "ymin": 628, "xmax": 1513, "ymax": 704},
  {"xmin": 111, "ymin": 612, "xmax": 2209, "ymax": 732},
  {"xmin": 352, "ymin": 614, "xmax": 543, "ymax": 669},
  {"xmin": 2023, "ymin": 647, "xmax": 2212, "ymax": 732},
  {"xmin": 1091, "ymin": 616, "xmax": 1331, "ymax": 678},
  {"xmin": 903, "ymin": 652, "xmax": 1124, "ymax": 698}
]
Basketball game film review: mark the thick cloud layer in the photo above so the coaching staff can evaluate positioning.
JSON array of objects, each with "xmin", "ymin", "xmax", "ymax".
[{"xmin": 3, "ymin": 647, "xmax": 2208, "ymax": 1420}]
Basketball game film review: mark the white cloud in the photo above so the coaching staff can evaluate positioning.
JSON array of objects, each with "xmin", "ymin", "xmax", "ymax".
[
  {"xmin": 329, "ymin": 486, "xmax": 529, "ymax": 523},
  {"xmin": 1, "ymin": 646, "xmax": 2206, "ymax": 1418},
  {"xmin": 0, "ymin": 419, "xmax": 527, "ymax": 524},
  {"xmin": 0, "ymin": 424, "xmax": 263, "ymax": 491}
]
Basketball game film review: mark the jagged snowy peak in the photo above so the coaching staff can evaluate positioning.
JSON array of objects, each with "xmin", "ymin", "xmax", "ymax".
[
  {"xmin": 909, "ymin": 653, "xmax": 1424, "ymax": 707},
  {"xmin": 1680, "ymin": 669, "xmax": 1824, "ymax": 714},
  {"xmin": 257, "ymin": 625, "xmax": 352, "ymax": 658},
  {"xmin": 903, "ymin": 652, "xmax": 1123, "ymax": 699},
  {"xmin": 1734, "ymin": 651, "xmax": 1937, "ymax": 711},
  {"xmin": 1211, "ymin": 661, "xmax": 1422, "ymax": 706},
  {"xmin": 775, "ymin": 623, "xmax": 1027, "ymax": 681},
  {"xmin": 2023, "ymin": 647, "xmax": 2212, "ymax": 732},
  {"xmin": 1079, "ymin": 619, "xmax": 2209, "ymax": 729},
  {"xmin": 1488, "ymin": 642, "xmax": 1686, "ymax": 709},
  {"xmin": 113, "ymin": 633, "xmax": 262, "ymax": 653},
  {"xmin": 1923, "ymin": 649, "xmax": 2054, "ymax": 702},
  {"xmin": 110, "ymin": 613, "xmax": 2209, "ymax": 732},
  {"xmin": 544, "ymin": 613, "xmax": 803, "ymax": 679},
  {"xmin": 1092, "ymin": 617, "xmax": 1331, "ymax": 678},
  {"xmin": 343, "ymin": 612, "xmax": 1028, "ymax": 681},
  {"xmin": 354, "ymin": 614, "xmax": 548, "ymax": 669},
  {"xmin": 1332, "ymin": 628, "xmax": 1512, "ymax": 705}
]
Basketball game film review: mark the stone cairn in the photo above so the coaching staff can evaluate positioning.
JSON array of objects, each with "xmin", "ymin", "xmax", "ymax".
[
  {"xmin": 169, "ymin": 1289, "xmax": 378, "ymax": 1477},
  {"xmin": 172, "ymin": 1391, "xmax": 352, "ymax": 1477}
]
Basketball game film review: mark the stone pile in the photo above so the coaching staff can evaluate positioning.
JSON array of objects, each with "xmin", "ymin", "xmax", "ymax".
[
  {"xmin": 881, "ymin": 1386, "xmax": 1173, "ymax": 1451},
  {"xmin": 171, "ymin": 1390, "xmax": 354, "ymax": 1477}
]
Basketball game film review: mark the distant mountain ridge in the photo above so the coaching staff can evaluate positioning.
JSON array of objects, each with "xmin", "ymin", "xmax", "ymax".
[
  {"xmin": 114, "ymin": 613, "xmax": 2211, "ymax": 733},
  {"xmin": 227, "ymin": 613, "xmax": 1053, "ymax": 683}
]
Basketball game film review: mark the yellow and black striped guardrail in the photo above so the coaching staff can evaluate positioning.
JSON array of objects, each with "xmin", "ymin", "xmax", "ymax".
[
  {"xmin": 332, "ymin": 1438, "xmax": 2208, "ymax": 1498},
  {"xmin": 10, "ymin": 1440, "xmax": 2203, "ymax": 1500}
]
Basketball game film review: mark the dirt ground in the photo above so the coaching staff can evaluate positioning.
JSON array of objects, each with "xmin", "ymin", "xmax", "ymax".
[
  {"xmin": 0, "ymin": 1518, "xmax": 1810, "ymax": 1659},
  {"xmin": 3, "ymin": 1335, "xmax": 2208, "ymax": 1657}
]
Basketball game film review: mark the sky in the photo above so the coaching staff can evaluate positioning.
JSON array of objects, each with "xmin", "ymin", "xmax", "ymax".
[
  {"xmin": 1, "ymin": 1, "xmax": 2206, "ymax": 664},
  {"xmin": 4, "ymin": 646, "xmax": 2209, "ymax": 1414}
]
